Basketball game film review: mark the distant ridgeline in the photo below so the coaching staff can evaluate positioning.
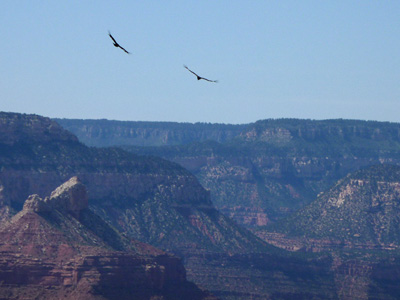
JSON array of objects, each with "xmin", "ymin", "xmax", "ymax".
[
  {"xmin": 55, "ymin": 117, "xmax": 400, "ymax": 151},
  {"xmin": 54, "ymin": 118, "xmax": 246, "ymax": 147},
  {"xmin": 56, "ymin": 117, "xmax": 400, "ymax": 225}
]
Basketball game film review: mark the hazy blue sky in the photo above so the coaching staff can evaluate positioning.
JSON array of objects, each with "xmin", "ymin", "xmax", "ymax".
[{"xmin": 1, "ymin": 1, "xmax": 399, "ymax": 124}]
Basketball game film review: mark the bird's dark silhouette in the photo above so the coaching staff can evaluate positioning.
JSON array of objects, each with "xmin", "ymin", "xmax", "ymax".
[
  {"xmin": 108, "ymin": 31, "xmax": 130, "ymax": 54},
  {"xmin": 184, "ymin": 65, "xmax": 218, "ymax": 83}
]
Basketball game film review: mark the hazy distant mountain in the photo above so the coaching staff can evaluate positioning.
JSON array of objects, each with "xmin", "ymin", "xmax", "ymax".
[
  {"xmin": 57, "ymin": 117, "xmax": 400, "ymax": 226},
  {"xmin": 55, "ymin": 118, "xmax": 246, "ymax": 147}
]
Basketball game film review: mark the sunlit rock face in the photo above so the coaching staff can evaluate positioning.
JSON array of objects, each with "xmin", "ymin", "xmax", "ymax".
[
  {"xmin": 270, "ymin": 164, "xmax": 400, "ymax": 247},
  {"xmin": 0, "ymin": 177, "xmax": 215, "ymax": 300},
  {"xmin": 23, "ymin": 177, "xmax": 87, "ymax": 218}
]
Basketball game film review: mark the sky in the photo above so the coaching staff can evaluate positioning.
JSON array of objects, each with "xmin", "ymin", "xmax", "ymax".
[{"xmin": 1, "ymin": 1, "xmax": 400, "ymax": 124}]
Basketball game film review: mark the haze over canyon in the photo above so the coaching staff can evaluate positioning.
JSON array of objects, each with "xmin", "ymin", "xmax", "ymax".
[{"xmin": 1, "ymin": 112, "xmax": 400, "ymax": 299}]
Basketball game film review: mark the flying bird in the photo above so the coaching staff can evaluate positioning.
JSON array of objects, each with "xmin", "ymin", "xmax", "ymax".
[
  {"xmin": 108, "ymin": 31, "xmax": 130, "ymax": 54},
  {"xmin": 184, "ymin": 65, "xmax": 218, "ymax": 83}
]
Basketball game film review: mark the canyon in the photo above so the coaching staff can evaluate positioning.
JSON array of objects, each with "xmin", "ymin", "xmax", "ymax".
[
  {"xmin": 58, "ymin": 118, "xmax": 400, "ymax": 226},
  {"xmin": 2, "ymin": 112, "xmax": 400, "ymax": 298},
  {"xmin": 1, "ymin": 112, "xmax": 337, "ymax": 299}
]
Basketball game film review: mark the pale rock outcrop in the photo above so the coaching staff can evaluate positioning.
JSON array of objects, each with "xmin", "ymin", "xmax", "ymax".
[
  {"xmin": 22, "ymin": 177, "xmax": 87, "ymax": 218},
  {"xmin": 23, "ymin": 194, "xmax": 51, "ymax": 212},
  {"xmin": 48, "ymin": 176, "xmax": 88, "ymax": 215}
]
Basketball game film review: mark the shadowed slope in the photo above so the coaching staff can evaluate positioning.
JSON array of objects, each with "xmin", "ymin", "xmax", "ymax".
[{"xmin": 0, "ymin": 177, "xmax": 215, "ymax": 300}]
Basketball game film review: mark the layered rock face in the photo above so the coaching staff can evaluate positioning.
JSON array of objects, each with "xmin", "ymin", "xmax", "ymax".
[
  {"xmin": 0, "ymin": 113, "xmax": 263, "ymax": 255},
  {"xmin": 0, "ymin": 112, "xmax": 280, "ymax": 299},
  {"xmin": 23, "ymin": 176, "xmax": 87, "ymax": 217},
  {"xmin": 259, "ymin": 164, "xmax": 400, "ymax": 300},
  {"xmin": 0, "ymin": 177, "xmax": 214, "ymax": 300},
  {"xmin": 268, "ymin": 164, "xmax": 400, "ymax": 247},
  {"xmin": 55, "ymin": 118, "xmax": 246, "ymax": 147},
  {"xmin": 52, "ymin": 117, "xmax": 400, "ymax": 299},
  {"xmin": 1, "ymin": 112, "xmax": 79, "ymax": 145},
  {"xmin": 10, "ymin": 112, "xmax": 400, "ymax": 299},
  {"xmin": 108, "ymin": 119, "xmax": 400, "ymax": 226}
]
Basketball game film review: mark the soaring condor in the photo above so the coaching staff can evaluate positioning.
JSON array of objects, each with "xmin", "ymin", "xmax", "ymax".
[
  {"xmin": 108, "ymin": 31, "xmax": 130, "ymax": 54},
  {"xmin": 184, "ymin": 65, "xmax": 218, "ymax": 83}
]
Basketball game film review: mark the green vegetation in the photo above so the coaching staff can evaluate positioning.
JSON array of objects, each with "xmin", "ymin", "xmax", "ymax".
[
  {"xmin": 269, "ymin": 164, "xmax": 400, "ymax": 244},
  {"xmin": 113, "ymin": 119, "xmax": 400, "ymax": 224}
]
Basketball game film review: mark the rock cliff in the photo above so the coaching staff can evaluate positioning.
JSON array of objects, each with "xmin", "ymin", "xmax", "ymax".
[
  {"xmin": 23, "ymin": 177, "xmax": 88, "ymax": 218},
  {"xmin": 258, "ymin": 164, "xmax": 400, "ymax": 300},
  {"xmin": 55, "ymin": 118, "xmax": 245, "ymax": 147},
  {"xmin": 109, "ymin": 118, "xmax": 400, "ymax": 226},
  {"xmin": 268, "ymin": 164, "xmax": 400, "ymax": 247},
  {"xmin": 0, "ymin": 177, "xmax": 214, "ymax": 300}
]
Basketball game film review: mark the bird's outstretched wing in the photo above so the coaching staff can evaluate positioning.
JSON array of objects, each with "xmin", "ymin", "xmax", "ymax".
[
  {"xmin": 108, "ymin": 31, "xmax": 118, "ymax": 44},
  {"xmin": 118, "ymin": 45, "xmax": 130, "ymax": 54},
  {"xmin": 184, "ymin": 65, "xmax": 218, "ymax": 83},
  {"xmin": 184, "ymin": 65, "xmax": 199, "ymax": 77},
  {"xmin": 202, "ymin": 77, "xmax": 218, "ymax": 83}
]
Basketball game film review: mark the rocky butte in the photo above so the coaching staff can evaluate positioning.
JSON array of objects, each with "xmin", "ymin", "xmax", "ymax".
[{"xmin": 0, "ymin": 176, "xmax": 215, "ymax": 300}]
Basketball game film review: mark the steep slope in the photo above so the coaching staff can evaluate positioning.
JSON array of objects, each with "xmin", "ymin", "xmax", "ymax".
[
  {"xmin": 269, "ymin": 164, "xmax": 400, "ymax": 246},
  {"xmin": 0, "ymin": 177, "xmax": 214, "ymax": 300},
  {"xmin": 114, "ymin": 119, "xmax": 400, "ymax": 226},
  {"xmin": 258, "ymin": 164, "xmax": 400, "ymax": 300}
]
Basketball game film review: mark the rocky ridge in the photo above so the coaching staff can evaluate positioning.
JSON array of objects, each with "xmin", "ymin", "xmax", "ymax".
[
  {"xmin": 55, "ymin": 118, "xmax": 246, "ymax": 147},
  {"xmin": 0, "ymin": 176, "xmax": 214, "ymax": 299},
  {"xmin": 107, "ymin": 118, "xmax": 400, "ymax": 226},
  {"xmin": 267, "ymin": 164, "xmax": 400, "ymax": 247},
  {"xmin": 23, "ymin": 176, "xmax": 88, "ymax": 217},
  {"xmin": 256, "ymin": 164, "xmax": 400, "ymax": 299}
]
